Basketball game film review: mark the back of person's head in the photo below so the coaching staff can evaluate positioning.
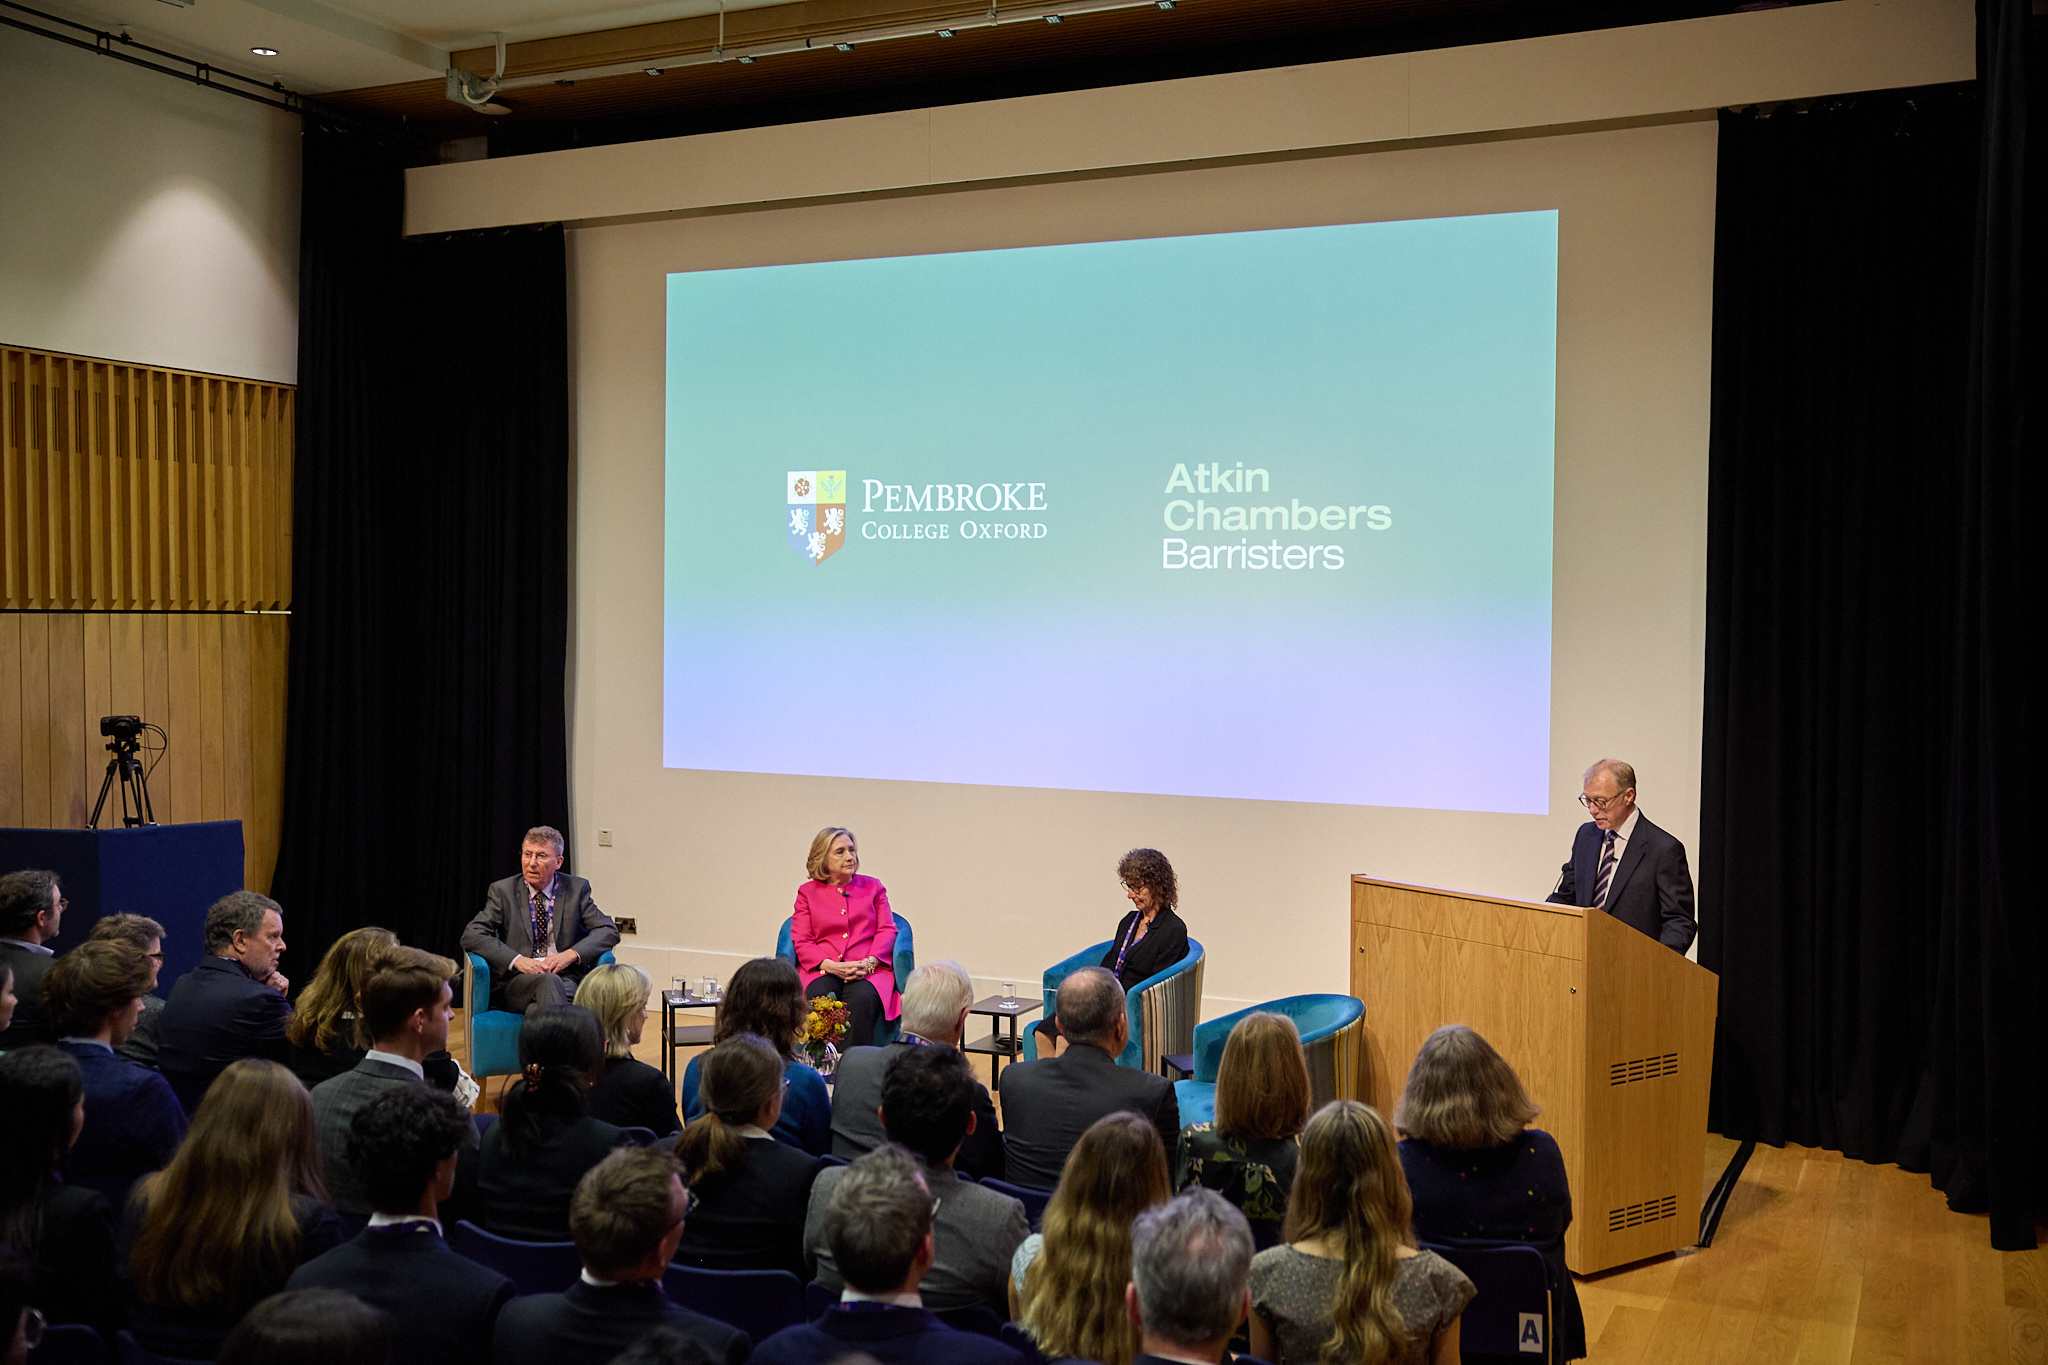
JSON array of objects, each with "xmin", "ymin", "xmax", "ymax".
[
  {"xmin": 878, "ymin": 1043, "xmax": 974, "ymax": 1166},
  {"xmin": 897, "ymin": 960, "xmax": 973, "ymax": 1041},
  {"xmin": 1022, "ymin": 1112, "xmax": 1172, "ymax": 1365},
  {"xmin": 0, "ymin": 872, "xmax": 59, "ymax": 940},
  {"xmin": 824, "ymin": 1145, "xmax": 931, "ymax": 1294},
  {"xmin": 42, "ymin": 940, "xmax": 152, "ymax": 1039},
  {"xmin": 1131, "ymin": 1189, "xmax": 1255, "ymax": 1350},
  {"xmin": 1214, "ymin": 1012, "xmax": 1312, "ymax": 1142},
  {"xmin": 203, "ymin": 891, "xmax": 284, "ymax": 955},
  {"xmin": 0, "ymin": 1245, "xmax": 34, "ymax": 1365},
  {"xmin": 130, "ymin": 1059, "xmax": 327, "ymax": 1312},
  {"xmin": 287, "ymin": 926, "xmax": 401, "ymax": 1051},
  {"xmin": 606, "ymin": 1325, "xmax": 720, "ymax": 1365},
  {"xmin": 358, "ymin": 947, "xmax": 456, "ymax": 1043},
  {"xmin": 711, "ymin": 958, "xmax": 806, "ymax": 1058},
  {"xmin": 1053, "ymin": 967, "xmax": 1125, "ymax": 1049},
  {"xmin": 1394, "ymin": 1023, "xmax": 1541, "ymax": 1150},
  {"xmin": 88, "ymin": 912, "xmax": 166, "ymax": 953},
  {"xmin": 0, "ymin": 1047, "xmax": 84, "ymax": 1253},
  {"xmin": 569, "ymin": 1146, "xmax": 685, "ymax": 1279},
  {"xmin": 674, "ymin": 1034, "xmax": 782, "ymax": 1194},
  {"xmin": 1285, "ymin": 1101, "xmax": 1415, "ymax": 1365},
  {"xmin": 346, "ymin": 1086, "xmax": 471, "ymax": 1215},
  {"xmin": 574, "ymin": 962, "xmax": 653, "ymax": 1060},
  {"xmin": 503, "ymin": 1004, "xmax": 603, "ymax": 1153},
  {"xmin": 217, "ymin": 1289, "xmax": 389, "ymax": 1365}
]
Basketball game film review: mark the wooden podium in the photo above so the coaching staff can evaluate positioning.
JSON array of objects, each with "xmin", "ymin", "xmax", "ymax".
[{"xmin": 1351, "ymin": 876, "xmax": 1718, "ymax": 1274}]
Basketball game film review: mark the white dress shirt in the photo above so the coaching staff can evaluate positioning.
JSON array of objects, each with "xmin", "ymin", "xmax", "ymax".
[{"xmin": 364, "ymin": 1048, "xmax": 426, "ymax": 1080}]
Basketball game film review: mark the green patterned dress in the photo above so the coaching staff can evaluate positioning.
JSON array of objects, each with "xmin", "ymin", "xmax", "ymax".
[{"xmin": 1176, "ymin": 1123, "xmax": 1300, "ymax": 1225}]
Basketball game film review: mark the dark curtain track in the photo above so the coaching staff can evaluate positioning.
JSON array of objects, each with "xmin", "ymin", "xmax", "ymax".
[
  {"xmin": 1701, "ymin": 3, "xmax": 2046, "ymax": 1249},
  {"xmin": 272, "ymin": 122, "xmax": 571, "ymax": 985}
]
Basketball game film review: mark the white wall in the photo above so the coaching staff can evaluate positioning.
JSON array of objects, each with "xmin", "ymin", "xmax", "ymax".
[{"xmin": 0, "ymin": 25, "xmax": 301, "ymax": 382}]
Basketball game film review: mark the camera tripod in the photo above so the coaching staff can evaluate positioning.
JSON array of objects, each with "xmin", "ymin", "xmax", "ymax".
[{"xmin": 89, "ymin": 735, "xmax": 157, "ymax": 829}]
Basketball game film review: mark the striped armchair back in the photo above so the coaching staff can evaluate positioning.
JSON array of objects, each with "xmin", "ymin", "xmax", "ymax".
[{"xmin": 1131, "ymin": 940, "xmax": 1205, "ymax": 1073}]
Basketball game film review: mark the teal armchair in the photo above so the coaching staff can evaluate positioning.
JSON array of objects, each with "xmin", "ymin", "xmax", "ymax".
[
  {"xmin": 1173, "ymin": 993, "xmax": 1366, "ymax": 1127},
  {"xmin": 463, "ymin": 949, "xmax": 616, "ymax": 1080},
  {"xmin": 776, "ymin": 912, "xmax": 915, "ymax": 1048},
  {"xmin": 1022, "ymin": 938, "xmax": 1205, "ymax": 1073}
]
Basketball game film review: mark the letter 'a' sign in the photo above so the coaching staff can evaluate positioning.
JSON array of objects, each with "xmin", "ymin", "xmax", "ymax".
[
  {"xmin": 787, "ymin": 471, "xmax": 847, "ymax": 564},
  {"xmin": 1518, "ymin": 1313, "xmax": 1544, "ymax": 1353}
]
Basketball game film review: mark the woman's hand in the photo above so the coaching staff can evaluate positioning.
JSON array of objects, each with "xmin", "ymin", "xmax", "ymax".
[{"xmin": 820, "ymin": 959, "xmax": 857, "ymax": 981}]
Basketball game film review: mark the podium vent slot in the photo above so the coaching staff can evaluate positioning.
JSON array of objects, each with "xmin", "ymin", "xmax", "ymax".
[
  {"xmin": 1606, "ymin": 1195, "xmax": 1679, "ymax": 1232},
  {"xmin": 1608, "ymin": 1053, "xmax": 1679, "ymax": 1085}
]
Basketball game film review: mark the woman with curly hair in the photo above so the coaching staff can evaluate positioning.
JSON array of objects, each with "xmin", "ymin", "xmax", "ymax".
[
  {"xmin": 284, "ymin": 927, "xmax": 399, "ymax": 1088},
  {"xmin": 1249, "ymin": 1101, "xmax": 1471, "ymax": 1365},
  {"xmin": 1008, "ymin": 1112, "xmax": 1173, "ymax": 1365},
  {"xmin": 679, "ymin": 958, "xmax": 830, "ymax": 1154},
  {"xmin": 1034, "ymin": 848, "xmax": 1189, "ymax": 1055}
]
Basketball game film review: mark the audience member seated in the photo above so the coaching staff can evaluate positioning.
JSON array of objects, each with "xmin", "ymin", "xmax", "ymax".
[
  {"xmin": 477, "ymin": 1004, "xmax": 628, "ymax": 1241},
  {"xmin": 681, "ymin": 959, "xmax": 830, "ymax": 1155},
  {"xmin": 0, "ymin": 1047, "xmax": 121, "ymax": 1339},
  {"xmin": 289, "ymin": 1086, "xmax": 513, "ymax": 1365},
  {"xmin": 1395, "ymin": 1024, "xmax": 1585, "ymax": 1363},
  {"xmin": 124, "ymin": 1059, "xmax": 341, "ymax": 1360},
  {"xmin": 831, "ymin": 960, "xmax": 1003, "ymax": 1181},
  {"xmin": 0, "ymin": 1245, "xmax": 34, "ymax": 1365},
  {"xmin": 1128, "ymin": 1189, "xmax": 1256, "ymax": 1365},
  {"xmin": 1010, "ymin": 1113, "xmax": 1172, "ymax": 1365},
  {"xmin": 755, "ymin": 1145, "xmax": 1021, "ymax": 1365},
  {"xmin": 0, "ymin": 959, "xmax": 15, "ymax": 1039},
  {"xmin": 45, "ymin": 940, "xmax": 187, "ymax": 1205},
  {"xmin": 577, "ymin": 963, "xmax": 681, "ymax": 1138},
  {"xmin": 807, "ymin": 1046, "xmax": 1027, "ymax": 1314},
  {"xmin": 492, "ymin": 1146, "xmax": 748, "ymax": 1365},
  {"xmin": 608, "ymin": 1325, "xmax": 720, "ymax": 1365},
  {"xmin": 998, "ymin": 967, "xmax": 1179, "ymax": 1191},
  {"xmin": 287, "ymin": 927, "xmax": 400, "ymax": 1089},
  {"xmin": 1248, "ymin": 1101, "xmax": 1472, "ymax": 1365},
  {"xmin": 217, "ymin": 1288, "xmax": 390, "ymax": 1365},
  {"xmin": 672, "ymin": 1034, "xmax": 820, "ymax": 1278},
  {"xmin": 0, "ymin": 871, "xmax": 66, "ymax": 1049},
  {"xmin": 1031, "ymin": 849, "xmax": 1189, "ymax": 1056},
  {"xmin": 87, "ymin": 915, "xmax": 169, "ymax": 1067},
  {"xmin": 313, "ymin": 948, "xmax": 471, "ymax": 1218},
  {"xmin": 157, "ymin": 892, "xmax": 295, "ymax": 1115},
  {"xmin": 1177, "ymin": 1012, "xmax": 1310, "ymax": 1242}
]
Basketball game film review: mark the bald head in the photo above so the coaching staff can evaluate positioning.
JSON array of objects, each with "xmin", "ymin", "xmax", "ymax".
[{"xmin": 1055, "ymin": 967, "xmax": 1126, "ymax": 1049}]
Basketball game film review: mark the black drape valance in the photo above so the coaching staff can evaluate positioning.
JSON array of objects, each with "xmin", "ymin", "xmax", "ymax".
[
  {"xmin": 272, "ymin": 123, "xmax": 571, "ymax": 980},
  {"xmin": 1702, "ymin": 0, "xmax": 2045, "ymax": 1249}
]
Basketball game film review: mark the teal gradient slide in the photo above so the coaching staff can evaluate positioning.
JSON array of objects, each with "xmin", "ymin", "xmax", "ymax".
[{"xmin": 664, "ymin": 211, "xmax": 1557, "ymax": 813}]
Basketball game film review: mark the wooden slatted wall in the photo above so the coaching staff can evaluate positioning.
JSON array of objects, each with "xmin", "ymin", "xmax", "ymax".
[{"xmin": 0, "ymin": 347, "xmax": 293, "ymax": 891}]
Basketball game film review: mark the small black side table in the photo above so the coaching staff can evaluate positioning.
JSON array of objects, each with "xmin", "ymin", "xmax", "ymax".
[
  {"xmin": 1163, "ymin": 1054, "xmax": 1196, "ymax": 1081},
  {"xmin": 661, "ymin": 989, "xmax": 720, "ymax": 1084},
  {"xmin": 962, "ymin": 995, "xmax": 1042, "ymax": 1089}
]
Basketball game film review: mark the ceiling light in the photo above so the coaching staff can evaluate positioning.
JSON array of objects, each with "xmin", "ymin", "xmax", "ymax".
[
  {"xmin": 834, "ymin": 41, "xmax": 853, "ymax": 51},
  {"xmin": 251, "ymin": 46, "xmax": 278, "ymax": 56},
  {"xmin": 644, "ymin": 67, "xmax": 665, "ymax": 75},
  {"xmin": 1156, "ymin": 1, "xmax": 1175, "ymax": 8},
  {"xmin": 737, "ymin": 54, "xmax": 754, "ymax": 63},
  {"xmin": 1045, "ymin": 13, "xmax": 1062, "ymax": 22},
  {"xmin": 936, "ymin": 27, "xmax": 955, "ymax": 37}
]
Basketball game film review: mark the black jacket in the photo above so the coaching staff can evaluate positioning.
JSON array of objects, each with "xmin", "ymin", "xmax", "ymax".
[
  {"xmin": 1546, "ymin": 813, "xmax": 1697, "ymax": 952},
  {"xmin": 1099, "ymin": 908, "xmax": 1190, "ymax": 991},
  {"xmin": 674, "ymin": 1136, "xmax": 820, "ymax": 1279},
  {"xmin": 588, "ymin": 1056, "xmax": 681, "ymax": 1138},
  {"xmin": 491, "ymin": 1279, "xmax": 748, "ymax": 1365},
  {"xmin": 995, "ymin": 1044, "xmax": 1180, "ymax": 1191},
  {"xmin": 476, "ymin": 1112, "xmax": 627, "ymax": 1242},
  {"xmin": 156, "ymin": 956, "xmax": 294, "ymax": 1115},
  {"xmin": 288, "ymin": 1224, "xmax": 514, "ymax": 1365},
  {"xmin": 0, "ymin": 940, "xmax": 58, "ymax": 1048}
]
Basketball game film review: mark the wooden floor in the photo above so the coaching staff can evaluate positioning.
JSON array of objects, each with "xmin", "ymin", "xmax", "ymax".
[{"xmin": 461, "ymin": 1012, "xmax": 2048, "ymax": 1363}]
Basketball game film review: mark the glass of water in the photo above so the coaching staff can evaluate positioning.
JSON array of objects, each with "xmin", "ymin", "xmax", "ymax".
[
  {"xmin": 1002, "ymin": 982, "xmax": 1015, "ymax": 1005},
  {"xmin": 701, "ymin": 975, "xmax": 718, "ymax": 1000}
]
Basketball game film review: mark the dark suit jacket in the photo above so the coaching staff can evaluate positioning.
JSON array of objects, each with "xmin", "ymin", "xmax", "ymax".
[
  {"xmin": 22, "ymin": 1179, "xmax": 122, "ymax": 1339},
  {"xmin": 288, "ymin": 1224, "xmax": 514, "ymax": 1365},
  {"xmin": 56, "ymin": 1039, "xmax": 187, "ymax": 1208},
  {"xmin": 1099, "ymin": 908, "xmax": 1190, "ymax": 992},
  {"xmin": 996, "ymin": 1044, "xmax": 1181, "ymax": 1191},
  {"xmin": 476, "ymin": 1112, "xmax": 627, "ymax": 1241},
  {"xmin": 460, "ymin": 873, "xmax": 619, "ymax": 998},
  {"xmin": 312, "ymin": 1058, "xmax": 480, "ymax": 1216},
  {"xmin": 115, "ymin": 993, "xmax": 166, "ymax": 1067},
  {"xmin": 830, "ymin": 1038, "xmax": 1005, "ymax": 1181},
  {"xmin": 674, "ymin": 1135, "xmax": 820, "ymax": 1279},
  {"xmin": 0, "ymin": 939, "xmax": 58, "ymax": 1048},
  {"xmin": 491, "ymin": 1279, "xmax": 748, "ymax": 1365},
  {"xmin": 156, "ymin": 955, "xmax": 295, "ymax": 1115},
  {"xmin": 752, "ymin": 1303, "xmax": 1023, "ymax": 1365},
  {"xmin": 1545, "ymin": 813, "xmax": 1697, "ymax": 952},
  {"xmin": 589, "ymin": 1055, "xmax": 681, "ymax": 1138}
]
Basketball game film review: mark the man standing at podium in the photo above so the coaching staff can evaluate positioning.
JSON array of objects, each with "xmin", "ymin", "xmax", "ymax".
[{"xmin": 1547, "ymin": 759, "xmax": 1696, "ymax": 952}]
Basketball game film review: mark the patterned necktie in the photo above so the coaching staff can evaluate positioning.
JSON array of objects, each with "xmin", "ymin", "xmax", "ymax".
[
  {"xmin": 1593, "ymin": 830, "xmax": 1618, "ymax": 909},
  {"xmin": 531, "ymin": 890, "xmax": 552, "ymax": 954}
]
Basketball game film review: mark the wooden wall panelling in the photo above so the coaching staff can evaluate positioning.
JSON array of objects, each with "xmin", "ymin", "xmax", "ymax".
[
  {"xmin": 0, "ymin": 614, "xmax": 20, "ymax": 827},
  {"xmin": 20, "ymin": 613, "xmax": 52, "ymax": 826},
  {"xmin": 48, "ymin": 612, "xmax": 88, "ymax": 828}
]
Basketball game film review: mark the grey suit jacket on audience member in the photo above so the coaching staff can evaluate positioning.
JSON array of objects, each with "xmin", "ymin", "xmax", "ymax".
[
  {"xmin": 829, "ymin": 1039, "xmax": 1006, "ymax": 1182},
  {"xmin": 804, "ymin": 1163, "xmax": 1026, "ymax": 1313},
  {"xmin": 312, "ymin": 1058, "xmax": 477, "ymax": 1216}
]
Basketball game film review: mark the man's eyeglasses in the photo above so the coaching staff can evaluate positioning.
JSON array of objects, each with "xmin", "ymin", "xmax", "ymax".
[{"xmin": 1578, "ymin": 792, "xmax": 1631, "ymax": 811}]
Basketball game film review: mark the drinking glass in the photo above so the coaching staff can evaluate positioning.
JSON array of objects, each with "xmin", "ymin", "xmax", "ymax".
[{"xmin": 1002, "ymin": 982, "xmax": 1016, "ymax": 1005}]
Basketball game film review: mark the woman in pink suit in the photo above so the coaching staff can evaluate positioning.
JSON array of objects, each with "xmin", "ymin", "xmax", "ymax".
[{"xmin": 791, "ymin": 826, "xmax": 900, "ymax": 1049}]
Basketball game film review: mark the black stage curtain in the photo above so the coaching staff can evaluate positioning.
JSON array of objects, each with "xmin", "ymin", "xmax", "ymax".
[
  {"xmin": 1702, "ymin": 3, "xmax": 2046, "ymax": 1248},
  {"xmin": 271, "ymin": 122, "xmax": 570, "ymax": 983}
]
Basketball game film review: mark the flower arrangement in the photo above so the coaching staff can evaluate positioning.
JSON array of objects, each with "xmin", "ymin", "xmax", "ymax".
[{"xmin": 802, "ymin": 993, "xmax": 851, "ymax": 1073}]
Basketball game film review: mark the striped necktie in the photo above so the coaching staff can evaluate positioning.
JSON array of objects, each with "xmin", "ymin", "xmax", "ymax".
[
  {"xmin": 531, "ymin": 890, "xmax": 552, "ymax": 954},
  {"xmin": 1593, "ymin": 830, "xmax": 1618, "ymax": 909}
]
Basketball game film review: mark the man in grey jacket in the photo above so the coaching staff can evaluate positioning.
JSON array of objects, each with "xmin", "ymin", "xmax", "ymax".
[
  {"xmin": 830, "ymin": 959, "xmax": 1004, "ymax": 1181},
  {"xmin": 805, "ymin": 1043, "xmax": 1027, "ymax": 1314},
  {"xmin": 461, "ymin": 826, "xmax": 619, "ymax": 1012}
]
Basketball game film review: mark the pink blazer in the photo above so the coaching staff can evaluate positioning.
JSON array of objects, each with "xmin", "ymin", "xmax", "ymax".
[{"xmin": 791, "ymin": 875, "xmax": 901, "ymax": 1020}]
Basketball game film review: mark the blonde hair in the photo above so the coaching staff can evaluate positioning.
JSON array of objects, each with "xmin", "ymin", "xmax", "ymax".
[
  {"xmin": 574, "ymin": 962, "xmax": 653, "ymax": 1060},
  {"xmin": 286, "ymin": 927, "xmax": 400, "ymax": 1052},
  {"xmin": 1394, "ymin": 1024, "xmax": 1541, "ymax": 1149},
  {"xmin": 1213, "ymin": 1012, "xmax": 1311, "ymax": 1141},
  {"xmin": 1584, "ymin": 758, "xmax": 1637, "ymax": 794},
  {"xmin": 1021, "ymin": 1113, "xmax": 1172, "ymax": 1365},
  {"xmin": 129, "ymin": 1060, "xmax": 328, "ymax": 1312},
  {"xmin": 1281, "ymin": 1102, "xmax": 1415, "ymax": 1365},
  {"xmin": 805, "ymin": 827, "xmax": 856, "ymax": 882}
]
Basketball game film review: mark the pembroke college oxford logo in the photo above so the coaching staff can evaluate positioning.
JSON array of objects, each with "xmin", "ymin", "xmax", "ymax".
[{"xmin": 787, "ymin": 471, "xmax": 847, "ymax": 564}]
